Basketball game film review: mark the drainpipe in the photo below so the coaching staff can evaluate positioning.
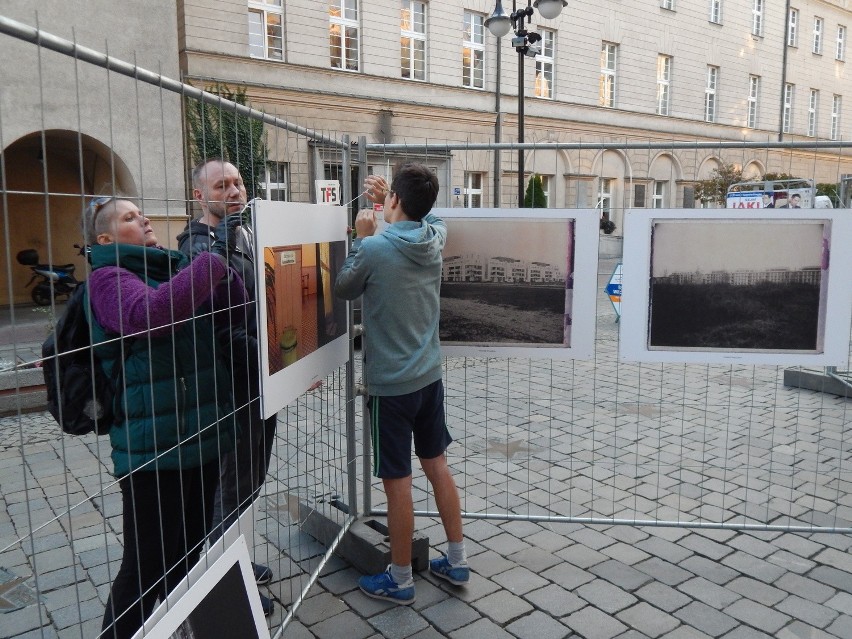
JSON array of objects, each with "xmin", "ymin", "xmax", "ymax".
[{"xmin": 778, "ymin": 0, "xmax": 792, "ymax": 142}]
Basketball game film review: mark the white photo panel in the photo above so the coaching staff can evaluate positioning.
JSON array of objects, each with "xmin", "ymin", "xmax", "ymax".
[
  {"xmin": 433, "ymin": 208, "xmax": 599, "ymax": 360},
  {"xmin": 252, "ymin": 201, "xmax": 349, "ymax": 419},
  {"xmin": 620, "ymin": 208, "xmax": 852, "ymax": 366}
]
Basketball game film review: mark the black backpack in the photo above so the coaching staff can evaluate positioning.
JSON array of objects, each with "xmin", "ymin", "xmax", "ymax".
[{"xmin": 41, "ymin": 283, "xmax": 123, "ymax": 436}]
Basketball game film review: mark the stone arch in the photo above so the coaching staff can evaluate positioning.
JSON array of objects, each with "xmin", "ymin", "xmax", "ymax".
[
  {"xmin": 742, "ymin": 160, "xmax": 764, "ymax": 179},
  {"xmin": 648, "ymin": 152, "xmax": 683, "ymax": 207},
  {"xmin": 697, "ymin": 155, "xmax": 723, "ymax": 180},
  {"xmin": 1, "ymin": 129, "xmax": 136, "ymax": 305},
  {"xmin": 591, "ymin": 149, "xmax": 631, "ymax": 235}
]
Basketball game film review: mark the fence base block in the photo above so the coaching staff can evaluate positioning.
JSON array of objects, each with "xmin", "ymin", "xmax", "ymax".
[
  {"xmin": 783, "ymin": 368, "xmax": 852, "ymax": 398},
  {"xmin": 300, "ymin": 499, "xmax": 429, "ymax": 574}
]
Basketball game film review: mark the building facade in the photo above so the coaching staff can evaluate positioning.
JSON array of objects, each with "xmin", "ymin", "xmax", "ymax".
[{"xmin": 178, "ymin": 0, "xmax": 852, "ymax": 234}]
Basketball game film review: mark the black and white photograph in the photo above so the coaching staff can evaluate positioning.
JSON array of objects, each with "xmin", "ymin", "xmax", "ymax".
[
  {"xmin": 620, "ymin": 209, "xmax": 852, "ymax": 366},
  {"xmin": 433, "ymin": 209, "xmax": 599, "ymax": 360},
  {"xmin": 649, "ymin": 219, "xmax": 825, "ymax": 351}
]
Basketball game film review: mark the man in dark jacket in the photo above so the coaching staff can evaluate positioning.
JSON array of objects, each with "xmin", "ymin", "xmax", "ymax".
[{"xmin": 176, "ymin": 159, "xmax": 277, "ymax": 616}]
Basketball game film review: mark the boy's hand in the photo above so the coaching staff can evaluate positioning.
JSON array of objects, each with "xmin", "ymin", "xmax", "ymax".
[
  {"xmin": 364, "ymin": 175, "xmax": 389, "ymax": 205},
  {"xmin": 354, "ymin": 209, "xmax": 378, "ymax": 238}
]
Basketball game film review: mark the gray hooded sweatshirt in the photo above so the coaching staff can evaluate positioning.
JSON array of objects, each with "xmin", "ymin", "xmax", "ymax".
[{"xmin": 335, "ymin": 212, "xmax": 446, "ymax": 396}]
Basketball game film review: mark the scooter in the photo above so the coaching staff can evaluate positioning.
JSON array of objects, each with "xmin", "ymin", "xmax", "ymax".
[{"xmin": 16, "ymin": 247, "xmax": 82, "ymax": 305}]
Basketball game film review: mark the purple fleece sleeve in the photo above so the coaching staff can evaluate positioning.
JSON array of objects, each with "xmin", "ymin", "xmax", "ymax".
[{"xmin": 88, "ymin": 252, "xmax": 232, "ymax": 338}]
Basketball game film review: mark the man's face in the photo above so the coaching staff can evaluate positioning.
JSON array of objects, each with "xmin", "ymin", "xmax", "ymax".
[{"xmin": 195, "ymin": 161, "xmax": 247, "ymax": 220}]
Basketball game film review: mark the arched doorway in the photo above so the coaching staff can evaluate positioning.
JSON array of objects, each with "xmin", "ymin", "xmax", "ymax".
[{"xmin": 1, "ymin": 130, "xmax": 136, "ymax": 305}]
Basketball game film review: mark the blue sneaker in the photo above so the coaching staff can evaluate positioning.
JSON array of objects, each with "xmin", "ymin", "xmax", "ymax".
[
  {"xmin": 429, "ymin": 557, "xmax": 470, "ymax": 586},
  {"xmin": 358, "ymin": 566, "xmax": 415, "ymax": 604}
]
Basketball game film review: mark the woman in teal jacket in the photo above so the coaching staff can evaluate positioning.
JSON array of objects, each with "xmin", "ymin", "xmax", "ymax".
[{"xmin": 83, "ymin": 197, "xmax": 245, "ymax": 639}]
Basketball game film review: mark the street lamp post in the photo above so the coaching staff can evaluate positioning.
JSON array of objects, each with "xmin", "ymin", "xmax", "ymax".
[{"xmin": 485, "ymin": 0, "xmax": 567, "ymax": 207}]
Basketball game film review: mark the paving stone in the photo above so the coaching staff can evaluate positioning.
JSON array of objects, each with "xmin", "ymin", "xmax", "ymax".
[
  {"xmin": 505, "ymin": 610, "xmax": 572, "ymax": 639},
  {"xmin": 810, "ymin": 565, "xmax": 852, "ymax": 594},
  {"xmin": 726, "ymin": 534, "xmax": 777, "ymax": 559},
  {"xmin": 776, "ymin": 593, "xmax": 839, "ymax": 628},
  {"xmin": 492, "ymin": 566, "xmax": 549, "ymax": 596},
  {"xmin": 825, "ymin": 613, "xmax": 852, "ymax": 637},
  {"xmin": 576, "ymin": 578, "xmax": 637, "ymax": 614},
  {"xmin": 635, "ymin": 557, "xmax": 693, "ymax": 586},
  {"xmin": 48, "ymin": 597, "xmax": 102, "ymax": 630},
  {"xmin": 448, "ymin": 617, "xmax": 515, "ymax": 639},
  {"xmin": 677, "ymin": 577, "xmax": 740, "ymax": 609},
  {"xmin": 0, "ymin": 604, "xmax": 50, "ymax": 637},
  {"xmin": 506, "ymin": 546, "xmax": 563, "ymax": 573},
  {"xmin": 721, "ymin": 598, "xmax": 791, "ymax": 635},
  {"xmin": 569, "ymin": 527, "xmax": 618, "ymax": 551},
  {"xmin": 636, "ymin": 537, "xmax": 693, "ymax": 564},
  {"xmin": 525, "ymin": 528, "xmax": 574, "ymax": 552},
  {"xmin": 724, "ymin": 577, "xmax": 786, "ymax": 607},
  {"xmin": 541, "ymin": 562, "xmax": 595, "ymax": 591},
  {"xmin": 776, "ymin": 572, "xmax": 838, "ymax": 603},
  {"xmin": 656, "ymin": 627, "xmax": 713, "ymax": 639},
  {"xmin": 589, "ymin": 560, "xmax": 653, "ymax": 592},
  {"xmin": 470, "ymin": 589, "xmax": 534, "ymax": 625},
  {"xmin": 678, "ymin": 556, "xmax": 738, "ymax": 586},
  {"xmin": 368, "ymin": 605, "xmax": 430, "ymax": 639},
  {"xmin": 601, "ymin": 542, "xmax": 652, "ymax": 566},
  {"xmin": 524, "ymin": 583, "xmax": 586, "ymax": 617},
  {"xmin": 563, "ymin": 604, "xmax": 629, "ymax": 639},
  {"xmin": 674, "ymin": 601, "xmax": 738, "ymax": 637},
  {"xmin": 558, "ymin": 544, "xmax": 609, "ymax": 570},
  {"xmin": 775, "ymin": 621, "xmax": 836, "ymax": 639},
  {"xmin": 310, "ymin": 610, "xmax": 374, "ymax": 639},
  {"xmin": 616, "ymin": 601, "xmax": 679, "ymax": 638},
  {"xmin": 679, "ymin": 534, "xmax": 734, "ymax": 562},
  {"xmin": 421, "ymin": 597, "xmax": 480, "ymax": 633},
  {"xmin": 765, "ymin": 550, "xmax": 815, "ymax": 574},
  {"xmin": 295, "ymin": 591, "xmax": 349, "ymax": 626},
  {"xmin": 484, "ymin": 533, "xmax": 532, "ymax": 557},
  {"xmin": 824, "ymin": 591, "xmax": 852, "ymax": 615},
  {"xmin": 426, "ymin": 570, "xmax": 500, "ymax": 604},
  {"xmin": 317, "ymin": 567, "xmax": 361, "ymax": 596},
  {"xmin": 717, "ymin": 627, "xmax": 772, "ymax": 639}
]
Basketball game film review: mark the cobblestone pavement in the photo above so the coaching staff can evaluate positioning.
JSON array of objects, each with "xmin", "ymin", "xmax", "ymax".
[{"xmin": 2, "ymin": 259, "xmax": 852, "ymax": 638}]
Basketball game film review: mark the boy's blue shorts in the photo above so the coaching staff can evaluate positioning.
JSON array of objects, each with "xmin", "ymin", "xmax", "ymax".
[{"xmin": 368, "ymin": 379, "xmax": 452, "ymax": 479}]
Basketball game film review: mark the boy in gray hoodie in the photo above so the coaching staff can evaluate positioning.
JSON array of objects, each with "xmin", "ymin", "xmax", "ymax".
[{"xmin": 335, "ymin": 163, "xmax": 468, "ymax": 604}]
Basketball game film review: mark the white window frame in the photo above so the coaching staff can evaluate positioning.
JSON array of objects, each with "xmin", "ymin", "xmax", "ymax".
[
  {"xmin": 539, "ymin": 175, "xmax": 551, "ymax": 206},
  {"xmin": 747, "ymin": 75, "xmax": 760, "ymax": 128},
  {"xmin": 248, "ymin": 0, "xmax": 283, "ymax": 60},
  {"xmin": 598, "ymin": 178, "xmax": 613, "ymax": 220},
  {"xmin": 831, "ymin": 95, "xmax": 841, "ymax": 140},
  {"xmin": 535, "ymin": 29, "xmax": 555, "ymax": 99},
  {"xmin": 600, "ymin": 42, "xmax": 617, "ymax": 108},
  {"xmin": 262, "ymin": 162, "xmax": 290, "ymax": 201},
  {"xmin": 661, "ymin": 0, "xmax": 674, "ymax": 10},
  {"xmin": 657, "ymin": 55, "xmax": 672, "ymax": 116},
  {"xmin": 709, "ymin": 0, "xmax": 722, "ymax": 24},
  {"xmin": 808, "ymin": 89, "xmax": 818, "ymax": 137},
  {"xmin": 401, "ymin": 0, "xmax": 427, "ymax": 80},
  {"xmin": 752, "ymin": 0, "xmax": 763, "ymax": 37},
  {"xmin": 463, "ymin": 171, "xmax": 484, "ymax": 208},
  {"xmin": 463, "ymin": 12, "xmax": 485, "ymax": 89},
  {"xmin": 813, "ymin": 17, "xmax": 823, "ymax": 54},
  {"xmin": 837, "ymin": 25, "xmax": 847, "ymax": 61},
  {"xmin": 329, "ymin": 0, "xmax": 360, "ymax": 71},
  {"xmin": 783, "ymin": 83, "xmax": 794, "ymax": 133},
  {"xmin": 787, "ymin": 8, "xmax": 798, "ymax": 47},
  {"xmin": 652, "ymin": 181, "xmax": 666, "ymax": 208},
  {"xmin": 705, "ymin": 66, "xmax": 718, "ymax": 123}
]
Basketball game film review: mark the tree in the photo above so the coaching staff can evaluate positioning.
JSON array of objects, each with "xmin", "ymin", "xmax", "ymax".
[
  {"xmin": 693, "ymin": 163, "xmax": 742, "ymax": 206},
  {"xmin": 524, "ymin": 174, "xmax": 547, "ymax": 208},
  {"xmin": 186, "ymin": 83, "xmax": 268, "ymax": 199}
]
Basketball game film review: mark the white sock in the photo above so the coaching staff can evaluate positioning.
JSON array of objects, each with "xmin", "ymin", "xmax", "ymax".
[
  {"xmin": 390, "ymin": 563, "xmax": 413, "ymax": 586},
  {"xmin": 447, "ymin": 541, "xmax": 467, "ymax": 566}
]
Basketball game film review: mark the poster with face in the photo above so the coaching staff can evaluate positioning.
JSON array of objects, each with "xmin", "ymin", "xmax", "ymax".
[
  {"xmin": 252, "ymin": 201, "xmax": 349, "ymax": 418},
  {"xmin": 432, "ymin": 209, "xmax": 599, "ymax": 360},
  {"xmin": 619, "ymin": 209, "xmax": 852, "ymax": 365}
]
